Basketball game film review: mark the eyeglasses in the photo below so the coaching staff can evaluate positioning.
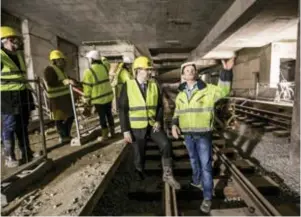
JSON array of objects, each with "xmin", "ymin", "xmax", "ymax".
[{"xmin": 8, "ymin": 36, "xmax": 23, "ymax": 45}]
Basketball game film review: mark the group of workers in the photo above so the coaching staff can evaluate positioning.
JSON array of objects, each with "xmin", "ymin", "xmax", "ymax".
[{"xmin": 1, "ymin": 26, "xmax": 234, "ymax": 213}]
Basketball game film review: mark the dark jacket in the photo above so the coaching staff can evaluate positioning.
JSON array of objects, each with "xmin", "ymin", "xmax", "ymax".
[
  {"xmin": 118, "ymin": 79, "xmax": 164, "ymax": 139},
  {"xmin": 1, "ymin": 48, "xmax": 35, "ymax": 115},
  {"xmin": 43, "ymin": 65, "xmax": 74, "ymax": 120}
]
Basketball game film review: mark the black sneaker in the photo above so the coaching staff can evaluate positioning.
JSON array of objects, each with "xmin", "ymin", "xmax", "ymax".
[
  {"xmin": 20, "ymin": 152, "xmax": 34, "ymax": 164},
  {"xmin": 200, "ymin": 199, "xmax": 212, "ymax": 213}
]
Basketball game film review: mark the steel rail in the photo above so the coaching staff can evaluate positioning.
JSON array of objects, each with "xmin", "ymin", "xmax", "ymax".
[{"xmin": 212, "ymin": 144, "xmax": 281, "ymax": 216}]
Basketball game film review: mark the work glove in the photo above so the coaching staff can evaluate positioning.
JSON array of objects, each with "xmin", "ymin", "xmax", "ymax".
[
  {"xmin": 171, "ymin": 125, "xmax": 181, "ymax": 139},
  {"xmin": 123, "ymin": 131, "xmax": 132, "ymax": 144},
  {"xmin": 152, "ymin": 122, "xmax": 161, "ymax": 133}
]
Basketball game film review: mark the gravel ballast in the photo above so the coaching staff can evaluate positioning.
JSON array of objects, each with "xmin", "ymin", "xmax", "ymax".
[
  {"xmin": 226, "ymin": 122, "xmax": 300, "ymax": 201},
  {"xmin": 93, "ymin": 146, "xmax": 162, "ymax": 216}
]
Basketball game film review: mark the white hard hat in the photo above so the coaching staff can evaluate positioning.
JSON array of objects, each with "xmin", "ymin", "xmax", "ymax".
[
  {"xmin": 86, "ymin": 50, "xmax": 100, "ymax": 60},
  {"xmin": 123, "ymin": 55, "xmax": 133, "ymax": 64},
  {"xmin": 181, "ymin": 61, "xmax": 196, "ymax": 74}
]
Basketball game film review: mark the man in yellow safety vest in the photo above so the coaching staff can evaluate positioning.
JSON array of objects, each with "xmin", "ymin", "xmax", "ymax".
[
  {"xmin": 118, "ymin": 56, "xmax": 180, "ymax": 189},
  {"xmin": 43, "ymin": 50, "xmax": 76, "ymax": 144},
  {"xmin": 82, "ymin": 50, "xmax": 114, "ymax": 139},
  {"xmin": 171, "ymin": 58, "xmax": 234, "ymax": 213},
  {"xmin": 111, "ymin": 55, "xmax": 133, "ymax": 113},
  {"xmin": 1, "ymin": 26, "xmax": 36, "ymax": 167}
]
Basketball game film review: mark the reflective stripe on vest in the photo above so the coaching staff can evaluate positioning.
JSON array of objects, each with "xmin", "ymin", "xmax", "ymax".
[
  {"xmin": 0, "ymin": 49, "xmax": 27, "ymax": 91},
  {"xmin": 85, "ymin": 64, "xmax": 113, "ymax": 104},
  {"xmin": 44, "ymin": 65, "xmax": 70, "ymax": 98},
  {"xmin": 115, "ymin": 63, "xmax": 125, "ymax": 97},
  {"xmin": 181, "ymin": 127, "xmax": 212, "ymax": 133},
  {"xmin": 127, "ymin": 79, "xmax": 158, "ymax": 129},
  {"xmin": 175, "ymin": 85, "xmax": 216, "ymax": 132}
]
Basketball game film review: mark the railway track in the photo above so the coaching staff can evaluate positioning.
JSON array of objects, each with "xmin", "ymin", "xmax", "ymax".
[
  {"xmin": 126, "ymin": 118, "xmax": 299, "ymax": 216},
  {"xmin": 226, "ymin": 98, "xmax": 292, "ymax": 131},
  {"xmin": 3, "ymin": 99, "xmax": 298, "ymax": 216}
]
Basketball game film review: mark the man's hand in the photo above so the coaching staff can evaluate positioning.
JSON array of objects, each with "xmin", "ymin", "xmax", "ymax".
[
  {"xmin": 123, "ymin": 131, "xmax": 132, "ymax": 144},
  {"xmin": 171, "ymin": 125, "xmax": 181, "ymax": 139},
  {"xmin": 63, "ymin": 79, "xmax": 75, "ymax": 86},
  {"xmin": 69, "ymin": 79, "xmax": 75, "ymax": 85},
  {"xmin": 222, "ymin": 57, "xmax": 235, "ymax": 70},
  {"xmin": 153, "ymin": 122, "xmax": 161, "ymax": 133}
]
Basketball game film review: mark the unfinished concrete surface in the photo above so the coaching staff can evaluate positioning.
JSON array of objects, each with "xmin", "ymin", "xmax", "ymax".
[{"xmin": 3, "ymin": 138, "xmax": 126, "ymax": 216}]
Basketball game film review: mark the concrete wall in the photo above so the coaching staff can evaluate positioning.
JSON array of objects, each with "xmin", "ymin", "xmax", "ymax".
[
  {"xmin": 22, "ymin": 19, "xmax": 58, "ymax": 80},
  {"xmin": 78, "ymin": 44, "xmax": 135, "ymax": 80},
  {"xmin": 232, "ymin": 41, "xmax": 297, "ymax": 98},
  {"xmin": 270, "ymin": 41, "xmax": 297, "ymax": 86},
  {"xmin": 232, "ymin": 45, "xmax": 271, "ymax": 97}
]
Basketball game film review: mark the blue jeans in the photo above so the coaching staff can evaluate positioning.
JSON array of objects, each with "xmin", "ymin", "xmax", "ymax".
[
  {"xmin": 1, "ymin": 112, "xmax": 32, "ymax": 158},
  {"xmin": 184, "ymin": 133, "xmax": 213, "ymax": 200}
]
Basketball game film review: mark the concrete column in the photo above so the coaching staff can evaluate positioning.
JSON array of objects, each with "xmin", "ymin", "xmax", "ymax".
[
  {"xmin": 22, "ymin": 19, "xmax": 35, "ymax": 82},
  {"xmin": 290, "ymin": 21, "xmax": 300, "ymax": 163}
]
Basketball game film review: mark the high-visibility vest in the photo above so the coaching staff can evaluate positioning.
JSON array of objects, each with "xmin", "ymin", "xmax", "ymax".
[
  {"xmin": 82, "ymin": 63, "xmax": 113, "ymax": 104},
  {"xmin": 43, "ymin": 65, "xmax": 70, "ymax": 99},
  {"xmin": 0, "ymin": 49, "xmax": 27, "ymax": 91},
  {"xmin": 174, "ymin": 82, "xmax": 231, "ymax": 133},
  {"xmin": 127, "ymin": 79, "xmax": 158, "ymax": 129},
  {"xmin": 114, "ymin": 63, "xmax": 132, "ymax": 97}
]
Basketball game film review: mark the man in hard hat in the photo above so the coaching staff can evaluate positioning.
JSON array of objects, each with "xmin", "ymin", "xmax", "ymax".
[
  {"xmin": 171, "ymin": 58, "xmax": 234, "ymax": 213},
  {"xmin": 101, "ymin": 56, "xmax": 110, "ymax": 73},
  {"xmin": 111, "ymin": 55, "xmax": 133, "ymax": 113},
  {"xmin": 1, "ymin": 26, "xmax": 35, "ymax": 167},
  {"xmin": 43, "ymin": 50, "xmax": 75, "ymax": 144},
  {"xmin": 118, "ymin": 56, "xmax": 180, "ymax": 189},
  {"xmin": 82, "ymin": 50, "xmax": 114, "ymax": 139}
]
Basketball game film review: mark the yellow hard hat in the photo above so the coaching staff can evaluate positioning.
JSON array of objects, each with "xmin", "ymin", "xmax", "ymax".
[
  {"xmin": 101, "ymin": 56, "xmax": 110, "ymax": 71},
  {"xmin": 132, "ymin": 56, "xmax": 153, "ymax": 77},
  {"xmin": 49, "ymin": 50, "xmax": 66, "ymax": 61},
  {"xmin": 1, "ymin": 26, "xmax": 20, "ymax": 39}
]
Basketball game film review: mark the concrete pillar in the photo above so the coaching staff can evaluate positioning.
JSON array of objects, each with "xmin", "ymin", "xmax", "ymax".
[
  {"xmin": 22, "ymin": 19, "xmax": 35, "ymax": 82},
  {"xmin": 290, "ymin": 21, "xmax": 300, "ymax": 163}
]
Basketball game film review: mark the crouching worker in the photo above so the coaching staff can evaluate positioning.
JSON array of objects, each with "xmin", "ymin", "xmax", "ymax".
[
  {"xmin": 118, "ymin": 56, "xmax": 180, "ymax": 189},
  {"xmin": 1, "ymin": 26, "xmax": 36, "ymax": 167},
  {"xmin": 82, "ymin": 50, "xmax": 114, "ymax": 140},
  {"xmin": 171, "ymin": 58, "xmax": 234, "ymax": 213}
]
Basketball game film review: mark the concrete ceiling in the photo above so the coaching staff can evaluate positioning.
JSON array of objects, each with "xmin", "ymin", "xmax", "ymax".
[
  {"xmin": 2, "ymin": 0, "xmax": 234, "ymax": 49},
  {"xmin": 2, "ymin": 0, "xmax": 299, "ymax": 76},
  {"xmin": 203, "ymin": 0, "xmax": 299, "ymax": 59}
]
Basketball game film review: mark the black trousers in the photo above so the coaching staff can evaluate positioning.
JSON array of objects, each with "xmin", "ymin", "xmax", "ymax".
[
  {"xmin": 95, "ymin": 102, "xmax": 114, "ymax": 129},
  {"xmin": 131, "ymin": 126, "xmax": 172, "ymax": 172},
  {"xmin": 55, "ymin": 116, "xmax": 74, "ymax": 138}
]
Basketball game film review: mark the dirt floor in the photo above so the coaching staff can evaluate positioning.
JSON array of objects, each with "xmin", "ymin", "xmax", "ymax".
[
  {"xmin": 1, "ymin": 115, "xmax": 125, "ymax": 216},
  {"xmin": 3, "ymin": 136, "xmax": 126, "ymax": 216},
  {"xmin": 1, "ymin": 116, "xmax": 120, "ymax": 178}
]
